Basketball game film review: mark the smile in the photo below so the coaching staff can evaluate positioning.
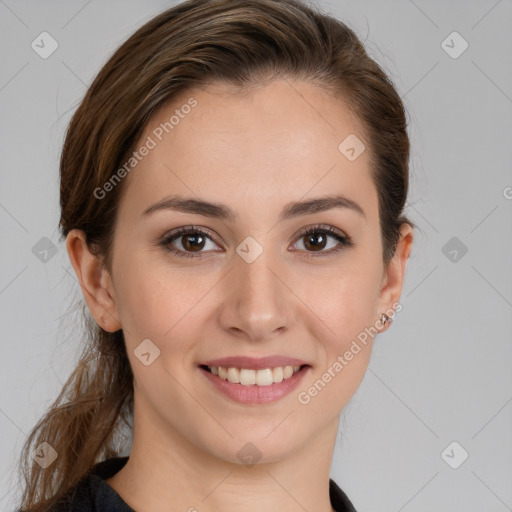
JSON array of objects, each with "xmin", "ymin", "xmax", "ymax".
[
  {"xmin": 202, "ymin": 364, "xmax": 305, "ymax": 386},
  {"xmin": 198, "ymin": 364, "xmax": 311, "ymax": 405}
]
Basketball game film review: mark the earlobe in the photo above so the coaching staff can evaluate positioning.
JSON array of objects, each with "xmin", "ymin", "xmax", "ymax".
[
  {"xmin": 65, "ymin": 229, "xmax": 121, "ymax": 332},
  {"xmin": 376, "ymin": 224, "xmax": 414, "ymax": 331}
]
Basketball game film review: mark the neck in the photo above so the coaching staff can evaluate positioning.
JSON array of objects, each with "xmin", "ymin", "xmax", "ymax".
[{"xmin": 106, "ymin": 393, "xmax": 340, "ymax": 512}]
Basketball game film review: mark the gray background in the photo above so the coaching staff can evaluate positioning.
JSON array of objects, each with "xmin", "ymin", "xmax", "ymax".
[{"xmin": 1, "ymin": 0, "xmax": 511, "ymax": 510}]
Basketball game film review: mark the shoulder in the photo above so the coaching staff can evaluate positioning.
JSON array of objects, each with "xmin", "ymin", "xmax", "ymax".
[
  {"xmin": 329, "ymin": 478, "xmax": 358, "ymax": 512},
  {"xmin": 26, "ymin": 456, "xmax": 133, "ymax": 512}
]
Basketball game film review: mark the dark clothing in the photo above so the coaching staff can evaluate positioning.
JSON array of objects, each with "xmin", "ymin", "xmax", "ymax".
[{"xmin": 30, "ymin": 456, "xmax": 357, "ymax": 511}]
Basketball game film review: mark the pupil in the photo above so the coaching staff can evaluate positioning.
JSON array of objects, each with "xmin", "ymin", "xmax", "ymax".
[
  {"xmin": 305, "ymin": 232, "xmax": 326, "ymax": 251},
  {"xmin": 183, "ymin": 233, "xmax": 205, "ymax": 252}
]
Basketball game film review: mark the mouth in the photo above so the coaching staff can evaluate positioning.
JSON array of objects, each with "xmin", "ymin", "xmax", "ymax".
[
  {"xmin": 197, "ymin": 361, "xmax": 311, "ymax": 404},
  {"xmin": 198, "ymin": 363, "xmax": 310, "ymax": 386}
]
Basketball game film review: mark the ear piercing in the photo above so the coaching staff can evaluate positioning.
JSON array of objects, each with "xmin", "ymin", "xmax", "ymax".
[{"xmin": 380, "ymin": 313, "xmax": 391, "ymax": 325}]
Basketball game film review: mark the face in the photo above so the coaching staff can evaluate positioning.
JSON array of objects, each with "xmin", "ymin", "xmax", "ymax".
[{"xmin": 77, "ymin": 78, "xmax": 411, "ymax": 465}]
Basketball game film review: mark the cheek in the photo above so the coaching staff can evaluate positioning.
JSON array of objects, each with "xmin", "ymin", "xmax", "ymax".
[
  {"xmin": 113, "ymin": 245, "xmax": 185, "ymax": 329},
  {"xmin": 302, "ymin": 256, "xmax": 381, "ymax": 405},
  {"xmin": 297, "ymin": 286, "xmax": 376, "ymax": 416},
  {"xmin": 114, "ymin": 256, "xmax": 217, "ymax": 370},
  {"xmin": 314, "ymin": 265, "xmax": 381, "ymax": 340}
]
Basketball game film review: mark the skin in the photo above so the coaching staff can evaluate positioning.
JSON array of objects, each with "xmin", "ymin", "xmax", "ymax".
[{"xmin": 66, "ymin": 78, "xmax": 413, "ymax": 512}]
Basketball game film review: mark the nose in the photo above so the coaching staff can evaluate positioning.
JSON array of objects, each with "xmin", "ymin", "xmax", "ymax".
[{"xmin": 218, "ymin": 244, "xmax": 294, "ymax": 342}]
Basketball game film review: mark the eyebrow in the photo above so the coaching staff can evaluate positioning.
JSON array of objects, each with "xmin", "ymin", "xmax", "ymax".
[{"xmin": 141, "ymin": 194, "xmax": 366, "ymax": 222}]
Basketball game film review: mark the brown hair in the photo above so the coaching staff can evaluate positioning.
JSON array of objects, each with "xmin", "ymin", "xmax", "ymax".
[{"xmin": 16, "ymin": 0, "xmax": 416, "ymax": 510}]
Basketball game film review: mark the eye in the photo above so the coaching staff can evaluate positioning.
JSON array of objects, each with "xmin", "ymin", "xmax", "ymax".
[
  {"xmin": 159, "ymin": 224, "xmax": 354, "ymax": 259},
  {"xmin": 291, "ymin": 224, "xmax": 353, "ymax": 257},
  {"xmin": 159, "ymin": 226, "xmax": 222, "ymax": 259}
]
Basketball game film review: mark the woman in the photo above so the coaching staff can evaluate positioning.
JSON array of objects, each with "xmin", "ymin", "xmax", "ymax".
[{"xmin": 16, "ymin": 0, "xmax": 415, "ymax": 510}]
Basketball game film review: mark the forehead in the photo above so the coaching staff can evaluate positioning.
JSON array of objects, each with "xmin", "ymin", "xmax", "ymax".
[{"xmin": 118, "ymin": 79, "xmax": 378, "ymax": 225}]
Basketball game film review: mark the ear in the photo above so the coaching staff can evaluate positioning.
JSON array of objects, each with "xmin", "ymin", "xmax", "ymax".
[
  {"xmin": 66, "ymin": 229, "xmax": 121, "ymax": 332},
  {"xmin": 375, "ymin": 223, "xmax": 414, "ymax": 332}
]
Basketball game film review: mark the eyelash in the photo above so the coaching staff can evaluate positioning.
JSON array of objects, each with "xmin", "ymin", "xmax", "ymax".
[{"xmin": 159, "ymin": 224, "xmax": 354, "ymax": 259}]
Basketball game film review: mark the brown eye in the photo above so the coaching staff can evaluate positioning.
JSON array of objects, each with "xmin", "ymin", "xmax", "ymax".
[
  {"xmin": 160, "ymin": 226, "xmax": 221, "ymax": 259},
  {"xmin": 302, "ymin": 231, "xmax": 328, "ymax": 251},
  {"xmin": 180, "ymin": 232, "xmax": 206, "ymax": 252},
  {"xmin": 292, "ymin": 225, "xmax": 353, "ymax": 257}
]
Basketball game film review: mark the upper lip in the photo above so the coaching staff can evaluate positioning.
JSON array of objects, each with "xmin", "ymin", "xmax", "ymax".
[{"xmin": 198, "ymin": 355, "xmax": 310, "ymax": 370}]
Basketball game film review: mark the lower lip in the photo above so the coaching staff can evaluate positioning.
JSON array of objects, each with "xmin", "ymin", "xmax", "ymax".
[{"xmin": 198, "ymin": 366, "xmax": 310, "ymax": 405}]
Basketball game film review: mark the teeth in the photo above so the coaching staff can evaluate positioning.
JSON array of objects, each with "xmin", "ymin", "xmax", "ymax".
[
  {"xmin": 283, "ymin": 365, "xmax": 294, "ymax": 379},
  {"xmin": 255, "ymin": 369, "xmax": 273, "ymax": 386},
  {"xmin": 273, "ymin": 366, "xmax": 283, "ymax": 383},
  {"xmin": 227, "ymin": 367, "xmax": 240, "ymax": 383},
  {"xmin": 240, "ymin": 369, "xmax": 256, "ymax": 385},
  {"xmin": 208, "ymin": 364, "xmax": 303, "ymax": 386}
]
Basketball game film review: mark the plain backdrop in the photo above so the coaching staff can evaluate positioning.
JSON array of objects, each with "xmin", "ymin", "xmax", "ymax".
[{"xmin": 1, "ymin": 1, "xmax": 511, "ymax": 511}]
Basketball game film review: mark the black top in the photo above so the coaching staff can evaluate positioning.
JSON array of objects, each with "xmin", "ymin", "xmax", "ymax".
[{"xmin": 34, "ymin": 456, "xmax": 357, "ymax": 511}]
